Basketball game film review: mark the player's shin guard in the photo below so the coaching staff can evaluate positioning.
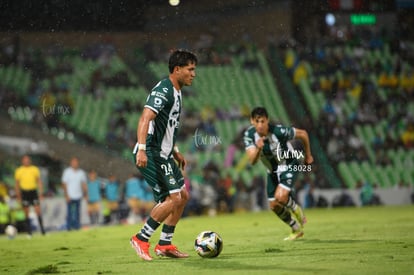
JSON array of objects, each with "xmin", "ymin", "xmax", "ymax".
[
  {"xmin": 26, "ymin": 218, "xmax": 32, "ymax": 235},
  {"xmin": 38, "ymin": 216, "xmax": 45, "ymax": 235},
  {"xmin": 137, "ymin": 217, "xmax": 160, "ymax": 242},
  {"xmin": 274, "ymin": 206, "xmax": 300, "ymax": 231},
  {"xmin": 286, "ymin": 196, "xmax": 297, "ymax": 210},
  {"xmin": 287, "ymin": 196, "xmax": 306, "ymax": 226},
  {"xmin": 274, "ymin": 206, "xmax": 291, "ymax": 224}
]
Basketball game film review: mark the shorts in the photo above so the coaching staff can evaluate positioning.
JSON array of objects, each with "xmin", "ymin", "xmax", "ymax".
[
  {"xmin": 266, "ymin": 164, "xmax": 298, "ymax": 200},
  {"xmin": 87, "ymin": 202, "xmax": 100, "ymax": 213},
  {"xmin": 21, "ymin": 189, "xmax": 40, "ymax": 207},
  {"xmin": 134, "ymin": 152, "xmax": 184, "ymax": 203},
  {"xmin": 127, "ymin": 198, "xmax": 154, "ymax": 213},
  {"xmin": 106, "ymin": 201, "xmax": 119, "ymax": 211}
]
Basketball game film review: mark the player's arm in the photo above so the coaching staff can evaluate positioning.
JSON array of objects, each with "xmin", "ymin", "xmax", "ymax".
[
  {"xmin": 172, "ymin": 145, "xmax": 186, "ymax": 170},
  {"xmin": 135, "ymin": 107, "xmax": 157, "ymax": 168},
  {"xmin": 246, "ymin": 137, "xmax": 265, "ymax": 165},
  {"xmin": 62, "ymin": 182, "xmax": 69, "ymax": 202},
  {"xmin": 293, "ymin": 128, "xmax": 314, "ymax": 165},
  {"xmin": 82, "ymin": 181, "xmax": 88, "ymax": 201}
]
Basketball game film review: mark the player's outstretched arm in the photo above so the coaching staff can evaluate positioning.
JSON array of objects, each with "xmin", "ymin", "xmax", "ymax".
[{"xmin": 294, "ymin": 128, "xmax": 314, "ymax": 165}]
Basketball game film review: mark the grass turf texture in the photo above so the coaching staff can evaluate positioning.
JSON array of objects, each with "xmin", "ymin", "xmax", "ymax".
[{"xmin": 1, "ymin": 205, "xmax": 413, "ymax": 275}]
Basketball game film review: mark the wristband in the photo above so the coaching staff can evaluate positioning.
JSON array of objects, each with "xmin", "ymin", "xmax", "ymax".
[
  {"xmin": 138, "ymin": 143, "xmax": 146, "ymax": 151},
  {"xmin": 174, "ymin": 146, "xmax": 179, "ymax": 153}
]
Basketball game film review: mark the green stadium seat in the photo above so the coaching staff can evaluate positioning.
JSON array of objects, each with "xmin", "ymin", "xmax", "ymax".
[{"xmin": 337, "ymin": 161, "xmax": 356, "ymax": 188}]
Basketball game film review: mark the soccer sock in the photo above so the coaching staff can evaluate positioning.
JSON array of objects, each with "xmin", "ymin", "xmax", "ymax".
[
  {"xmin": 137, "ymin": 217, "xmax": 160, "ymax": 242},
  {"xmin": 158, "ymin": 224, "xmax": 175, "ymax": 245},
  {"xmin": 94, "ymin": 213, "xmax": 99, "ymax": 224},
  {"xmin": 275, "ymin": 206, "xmax": 292, "ymax": 224},
  {"xmin": 26, "ymin": 218, "xmax": 32, "ymax": 235},
  {"xmin": 286, "ymin": 196, "xmax": 297, "ymax": 211},
  {"xmin": 275, "ymin": 206, "xmax": 298, "ymax": 230},
  {"xmin": 37, "ymin": 216, "xmax": 45, "ymax": 234}
]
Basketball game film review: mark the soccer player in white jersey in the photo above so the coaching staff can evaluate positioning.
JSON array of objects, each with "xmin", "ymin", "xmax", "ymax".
[
  {"xmin": 130, "ymin": 49, "xmax": 197, "ymax": 261},
  {"xmin": 244, "ymin": 107, "xmax": 314, "ymax": 240}
]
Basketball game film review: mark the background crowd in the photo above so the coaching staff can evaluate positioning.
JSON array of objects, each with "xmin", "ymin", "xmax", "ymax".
[{"xmin": 1, "ymin": 1, "xmax": 414, "ymax": 234}]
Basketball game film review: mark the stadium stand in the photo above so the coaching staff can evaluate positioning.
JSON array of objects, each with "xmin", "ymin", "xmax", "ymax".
[
  {"xmin": 1, "ymin": 25, "xmax": 413, "ymax": 216},
  {"xmin": 282, "ymin": 35, "xmax": 414, "ymax": 189}
]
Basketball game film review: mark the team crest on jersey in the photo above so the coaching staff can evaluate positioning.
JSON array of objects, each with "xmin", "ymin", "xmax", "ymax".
[{"xmin": 169, "ymin": 176, "xmax": 176, "ymax": 185}]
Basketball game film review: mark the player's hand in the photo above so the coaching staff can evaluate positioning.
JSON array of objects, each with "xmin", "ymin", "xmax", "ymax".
[
  {"xmin": 174, "ymin": 152, "xmax": 186, "ymax": 170},
  {"xmin": 305, "ymin": 154, "xmax": 314, "ymax": 165},
  {"xmin": 255, "ymin": 137, "xmax": 266, "ymax": 149},
  {"xmin": 136, "ymin": 150, "xmax": 148, "ymax": 168}
]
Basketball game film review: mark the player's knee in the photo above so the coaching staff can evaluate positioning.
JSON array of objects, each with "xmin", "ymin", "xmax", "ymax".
[
  {"xmin": 181, "ymin": 189, "xmax": 190, "ymax": 203},
  {"xmin": 170, "ymin": 192, "xmax": 186, "ymax": 207},
  {"xmin": 269, "ymin": 200, "xmax": 282, "ymax": 212},
  {"xmin": 275, "ymin": 194, "xmax": 289, "ymax": 206}
]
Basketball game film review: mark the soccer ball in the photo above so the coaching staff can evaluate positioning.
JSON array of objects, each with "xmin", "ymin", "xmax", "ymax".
[
  {"xmin": 5, "ymin": 225, "xmax": 17, "ymax": 239},
  {"xmin": 194, "ymin": 231, "xmax": 223, "ymax": 258}
]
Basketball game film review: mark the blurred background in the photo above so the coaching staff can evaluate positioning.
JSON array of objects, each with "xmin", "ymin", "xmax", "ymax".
[{"xmin": 0, "ymin": 0, "xmax": 413, "ymax": 231}]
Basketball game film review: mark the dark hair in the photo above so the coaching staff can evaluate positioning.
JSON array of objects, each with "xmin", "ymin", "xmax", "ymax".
[
  {"xmin": 168, "ymin": 49, "xmax": 198, "ymax": 73},
  {"xmin": 251, "ymin": 107, "xmax": 268, "ymax": 119}
]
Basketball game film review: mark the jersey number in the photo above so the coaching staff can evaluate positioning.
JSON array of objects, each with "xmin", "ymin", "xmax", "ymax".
[{"xmin": 161, "ymin": 163, "xmax": 173, "ymax": 176}]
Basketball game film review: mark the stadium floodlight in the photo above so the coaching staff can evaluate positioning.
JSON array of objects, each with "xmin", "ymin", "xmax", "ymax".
[
  {"xmin": 325, "ymin": 13, "xmax": 336, "ymax": 26},
  {"xmin": 169, "ymin": 0, "xmax": 180, "ymax": 6}
]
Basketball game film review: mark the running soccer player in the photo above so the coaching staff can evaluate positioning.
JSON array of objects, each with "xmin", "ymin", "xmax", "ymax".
[
  {"xmin": 14, "ymin": 155, "xmax": 46, "ymax": 236},
  {"xmin": 130, "ymin": 49, "xmax": 197, "ymax": 261},
  {"xmin": 243, "ymin": 107, "xmax": 314, "ymax": 240}
]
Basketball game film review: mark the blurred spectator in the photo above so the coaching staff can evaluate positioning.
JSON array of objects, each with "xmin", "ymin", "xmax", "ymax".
[
  {"xmin": 375, "ymin": 150, "xmax": 392, "ymax": 166},
  {"xmin": 293, "ymin": 61, "xmax": 308, "ymax": 85},
  {"xmin": 198, "ymin": 165, "xmax": 219, "ymax": 216},
  {"xmin": 233, "ymin": 176, "xmax": 250, "ymax": 212},
  {"xmin": 14, "ymin": 155, "xmax": 46, "ymax": 235},
  {"xmin": 251, "ymin": 175, "xmax": 266, "ymax": 211},
  {"xmin": 216, "ymin": 172, "xmax": 235, "ymax": 213},
  {"xmin": 301, "ymin": 176, "xmax": 315, "ymax": 209},
  {"xmin": 87, "ymin": 170, "xmax": 102, "ymax": 226},
  {"xmin": 332, "ymin": 186, "xmax": 355, "ymax": 207},
  {"xmin": 0, "ymin": 195, "xmax": 10, "ymax": 234},
  {"xmin": 103, "ymin": 174, "xmax": 120, "ymax": 224},
  {"xmin": 124, "ymin": 173, "xmax": 154, "ymax": 224},
  {"xmin": 359, "ymin": 181, "xmax": 381, "ymax": 206},
  {"xmin": 401, "ymin": 123, "xmax": 414, "ymax": 148},
  {"xmin": 183, "ymin": 172, "xmax": 203, "ymax": 217},
  {"xmin": 62, "ymin": 157, "xmax": 88, "ymax": 231}
]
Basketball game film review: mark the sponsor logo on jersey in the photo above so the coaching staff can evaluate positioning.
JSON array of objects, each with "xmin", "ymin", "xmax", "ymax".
[{"xmin": 151, "ymin": 91, "xmax": 168, "ymax": 101}]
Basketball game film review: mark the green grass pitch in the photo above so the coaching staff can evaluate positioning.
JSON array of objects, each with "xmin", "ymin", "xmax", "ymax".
[{"xmin": 1, "ymin": 205, "xmax": 413, "ymax": 275}]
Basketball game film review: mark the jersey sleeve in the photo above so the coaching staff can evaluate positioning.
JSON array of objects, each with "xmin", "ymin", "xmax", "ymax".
[
  {"xmin": 81, "ymin": 170, "xmax": 88, "ymax": 183},
  {"xmin": 243, "ymin": 127, "xmax": 256, "ymax": 150},
  {"xmin": 14, "ymin": 168, "xmax": 20, "ymax": 181},
  {"xmin": 274, "ymin": 125, "xmax": 295, "ymax": 142},
  {"xmin": 144, "ymin": 82, "xmax": 170, "ymax": 114},
  {"xmin": 61, "ymin": 169, "xmax": 68, "ymax": 184},
  {"xmin": 34, "ymin": 167, "xmax": 40, "ymax": 179}
]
